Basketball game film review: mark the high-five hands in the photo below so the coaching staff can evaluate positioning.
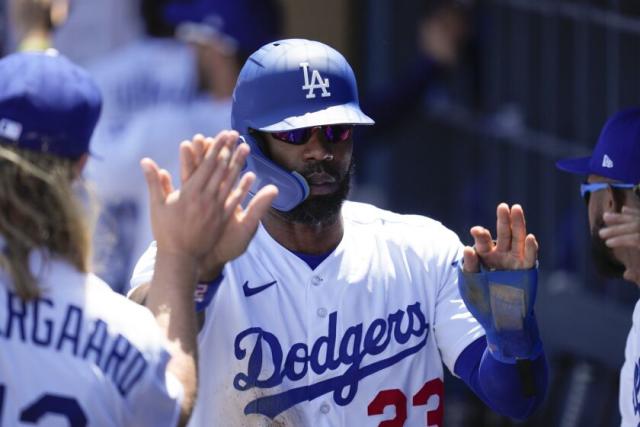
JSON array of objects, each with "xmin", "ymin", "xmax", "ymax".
[
  {"xmin": 178, "ymin": 132, "xmax": 278, "ymax": 281},
  {"xmin": 141, "ymin": 131, "xmax": 277, "ymax": 267},
  {"xmin": 140, "ymin": 132, "xmax": 274, "ymax": 422},
  {"xmin": 463, "ymin": 203, "xmax": 538, "ymax": 273}
]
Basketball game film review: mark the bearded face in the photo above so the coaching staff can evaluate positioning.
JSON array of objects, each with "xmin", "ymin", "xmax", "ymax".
[
  {"xmin": 275, "ymin": 158, "xmax": 354, "ymax": 226},
  {"xmin": 257, "ymin": 129, "xmax": 355, "ymax": 226}
]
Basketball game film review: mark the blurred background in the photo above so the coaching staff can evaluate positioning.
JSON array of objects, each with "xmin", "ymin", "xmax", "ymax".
[{"xmin": 2, "ymin": 0, "xmax": 639, "ymax": 425}]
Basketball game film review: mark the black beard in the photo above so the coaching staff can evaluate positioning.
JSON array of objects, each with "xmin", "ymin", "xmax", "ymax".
[
  {"xmin": 590, "ymin": 222, "xmax": 626, "ymax": 279},
  {"xmin": 275, "ymin": 160, "xmax": 353, "ymax": 226}
]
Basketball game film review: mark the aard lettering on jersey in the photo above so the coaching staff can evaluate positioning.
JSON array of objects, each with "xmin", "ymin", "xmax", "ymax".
[
  {"xmin": 233, "ymin": 301, "xmax": 429, "ymax": 419},
  {"xmin": 0, "ymin": 290, "xmax": 148, "ymax": 397}
]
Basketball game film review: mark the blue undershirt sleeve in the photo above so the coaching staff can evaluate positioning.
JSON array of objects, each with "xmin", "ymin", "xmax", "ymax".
[{"xmin": 454, "ymin": 336, "xmax": 548, "ymax": 420}]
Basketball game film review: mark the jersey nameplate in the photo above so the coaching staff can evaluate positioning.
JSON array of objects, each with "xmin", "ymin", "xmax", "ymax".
[{"xmin": 0, "ymin": 290, "xmax": 148, "ymax": 397}]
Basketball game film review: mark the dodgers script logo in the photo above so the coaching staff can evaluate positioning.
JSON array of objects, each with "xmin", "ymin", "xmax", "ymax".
[
  {"xmin": 233, "ymin": 301, "xmax": 429, "ymax": 419},
  {"xmin": 300, "ymin": 62, "xmax": 331, "ymax": 99}
]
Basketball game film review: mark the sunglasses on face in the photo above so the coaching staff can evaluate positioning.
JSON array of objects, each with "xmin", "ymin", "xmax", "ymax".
[
  {"xmin": 269, "ymin": 125, "xmax": 354, "ymax": 145},
  {"xmin": 580, "ymin": 182, "xmax": 635, "ymax": 203}
]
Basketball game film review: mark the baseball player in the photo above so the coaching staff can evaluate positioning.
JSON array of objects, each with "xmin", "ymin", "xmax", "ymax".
[
  {"xmin": 0, "ymin": 51, "xmax": 267, "ymax": 426},
  {"xmin": 130, "ymin": 38, "xmax": 548, "ymax": 426},
  {"xmin": 557, "ymin": 107, "xmax": 640, "ymax": 426}
]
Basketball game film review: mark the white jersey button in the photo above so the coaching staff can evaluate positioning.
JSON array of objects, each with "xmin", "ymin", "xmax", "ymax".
[
  {"xmin": 320, "ymin": 403, "xmax": 331, "ymax": 414},
  {"xmin": 311, "ymin": 275, "xmax": 323, "ymax": 286},
  {"xmin": 317, "ymin": 307, "xmax": 328, "ymax": 318}
]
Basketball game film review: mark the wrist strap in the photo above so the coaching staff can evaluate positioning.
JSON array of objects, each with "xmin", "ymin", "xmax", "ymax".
[
  {"xmin": 194, "ymin": 274, "xmax": 224, "ymax": 312},
  {"xmin": 458, "ymin": 266, "xmax": 542, "ymax": 364}
]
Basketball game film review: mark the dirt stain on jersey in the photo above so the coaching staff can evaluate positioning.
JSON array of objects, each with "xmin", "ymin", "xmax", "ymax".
[{"xmin": 220, "ymin": 369, "xmax": 306, "ymax": 426}]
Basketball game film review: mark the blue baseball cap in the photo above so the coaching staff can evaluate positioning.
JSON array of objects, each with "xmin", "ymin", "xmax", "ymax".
[
  {"xmin": 163, "ymin": 0, "xmax": 281, "ymax": 55},
  {"xmin": 556, "ymin": 107, "xmax": 640, "ymax": 184},
  {"xmin": 0, "ymin": 50, "xmax": 102, "ymax": 160}
]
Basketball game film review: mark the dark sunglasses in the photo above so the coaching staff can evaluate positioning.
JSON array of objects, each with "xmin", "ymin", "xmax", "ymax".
[
  {"xmin": 269, "ymin": 125, "xmax": 354, "ymax": 145},
  {"xmin": 580, "ymin": 182, "xmax": 635, "ymax": 203}
]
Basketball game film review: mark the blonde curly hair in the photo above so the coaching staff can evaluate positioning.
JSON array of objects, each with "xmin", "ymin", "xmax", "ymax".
[{"xmin": 0, "ymin": 144, "xmax": 91, "ymax": 300}]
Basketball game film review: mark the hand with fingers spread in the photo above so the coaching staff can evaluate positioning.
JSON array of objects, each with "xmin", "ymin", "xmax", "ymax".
[
  {"xmin": 458, "ymin": 202, "xmax": 543, "ymax": 367},
  {"xmin": 178, "ymin": 132, "xmax": 278, "ymax": 280},
  {"xmin": 463, "ymin": 203, "xmax": 539, "ymax": 273},
  {"xmin": 142, "ymin": 131, "xmax": 248, "ymax": 262},
  {"xmin": 601, "ymin": 206, "xmax": 640, "ymax": 284},
  {"xmin": 141, "ymin": 131, "xmax": 265, "ymax": 423}
]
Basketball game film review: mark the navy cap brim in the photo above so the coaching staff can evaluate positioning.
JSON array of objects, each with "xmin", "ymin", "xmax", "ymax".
[{"xmin": 555, "ymin": 156, "xmax": 591, "ymax": 175}]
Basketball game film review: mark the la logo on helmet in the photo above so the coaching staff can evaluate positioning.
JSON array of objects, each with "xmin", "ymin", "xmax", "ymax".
[{"xmin": 300, "ymin": 62, "xmax": 331, "ymax": 99}]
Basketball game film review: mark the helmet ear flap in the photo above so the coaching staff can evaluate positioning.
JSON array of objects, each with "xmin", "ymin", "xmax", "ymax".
[
  {"xmin": 239, "ymin": 135, "xmax": 309, "ymax": 212},
  {"xmin": 247, "ymin": 129, "xmax": 270, "ymax": 158}
]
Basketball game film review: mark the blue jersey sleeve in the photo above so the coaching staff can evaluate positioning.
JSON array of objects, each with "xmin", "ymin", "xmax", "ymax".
[{"xmin": 454, "ymin": 336, "xmax": 548, "ymax": 420}]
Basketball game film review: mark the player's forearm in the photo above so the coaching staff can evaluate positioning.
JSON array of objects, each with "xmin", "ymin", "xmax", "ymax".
[
  {"xmin": 477, "ymin": 347, "xmax": 548, "ymax": 419},
  {"xmin": 455, "ymin": 337, "xmax": 548, "ymax": 420},
  {"xmin": 146, "ymin": 249, "xmax": 200, "ymax": 426}
]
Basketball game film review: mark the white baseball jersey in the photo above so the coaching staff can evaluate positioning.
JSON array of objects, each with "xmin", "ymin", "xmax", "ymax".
[
  {"xmin": 0, "ymin": 251, "xmax": 183, "ymax": 426},
  {"xmin": 85, "ymin": 37, "xmax": 197, "ymax": 202},
  {"xmin": 131, "ymin": 201, "xmax": 484, "ymax": 426},
  {"xmin": 53, "ymin": 0, "xmax": 142, "ymax": 66},
  {"xmin": 620, "ymin": 298, "xmax": 640, "ymax": 426}
]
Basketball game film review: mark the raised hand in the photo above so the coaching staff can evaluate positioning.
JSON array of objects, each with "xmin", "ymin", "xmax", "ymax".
[
  {"xmin": 179, "ymin": 132, "xmax": 278, "ymax": 281},
  {"xmin": 142, "ymin": 131, "xmax": 274, "ymax": 263},
  {"xmin": 601, "ymin": 206, "xmax": 640, "ymax": 249},
  {"xmin": 463, "ymin": 203, "xmax": 538, "ymax": 273},
  {"xmin": 141, "ymin": 132, "xmax": 260, "ymax": 421},
  {"xmin": 600, "ymin": 206, "xmax": 640, "ymax": 284}
]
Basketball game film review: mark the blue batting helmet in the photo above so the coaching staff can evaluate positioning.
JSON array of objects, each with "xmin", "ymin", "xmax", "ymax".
[{"xmin": 231, "ymin": 38, "xmax": 374, "ymax": 211}]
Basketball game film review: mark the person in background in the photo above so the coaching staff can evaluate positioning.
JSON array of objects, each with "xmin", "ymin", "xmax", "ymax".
[
  {"xmin": 8, "ymin": 0, "xmax": 70, "ymax": 51},
  {"xmin": 83, "ymin": 0, "xmax": 199, "ymax": 293},
  {"xmin": 361, "ymin": 0, "xmax": 471, "ymax": 132},
  {"xmin": 113, "ymin": 0, "xmax": 283, "ymax": 274},
  {"xmin": 354, "ymin": 0, "xmax": 473, "ymax": 206},
  {"xmin": 556, "ymin": 107, "xmax": 640, "ymax": 425}
]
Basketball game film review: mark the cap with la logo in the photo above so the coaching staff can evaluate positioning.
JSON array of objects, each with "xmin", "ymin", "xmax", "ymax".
[{"xmin": 556, "ymin": 107, "xmax": 640, "ymax": 184}]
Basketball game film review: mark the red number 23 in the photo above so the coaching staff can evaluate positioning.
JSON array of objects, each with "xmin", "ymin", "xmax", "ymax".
[{"xmin": 367, "ymin": 378, "xmax": 444, "ymax": 427}]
